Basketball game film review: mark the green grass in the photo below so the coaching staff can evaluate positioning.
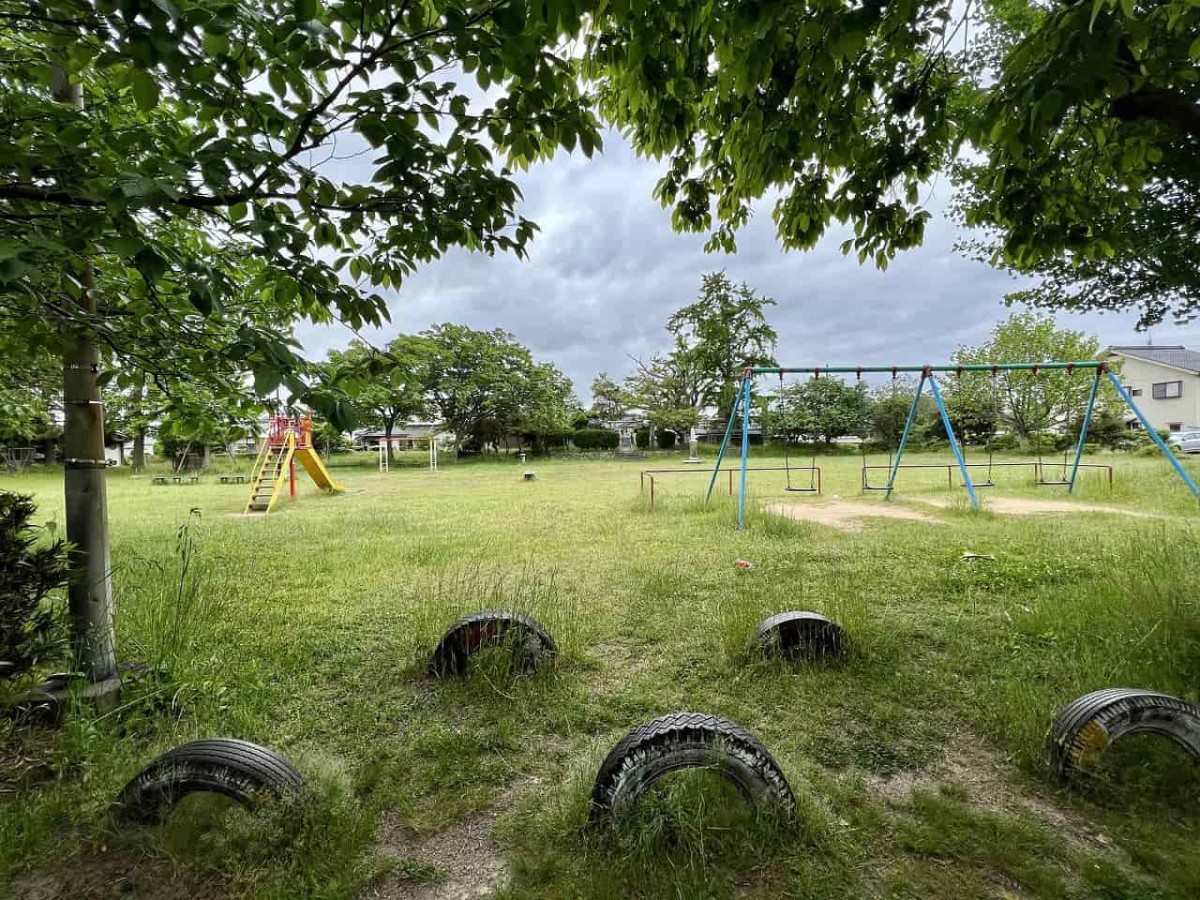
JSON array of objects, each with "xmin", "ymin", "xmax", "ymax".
[{"xmin": 2, "ymin": 448, "xmax": 1199, "ymax": 898}]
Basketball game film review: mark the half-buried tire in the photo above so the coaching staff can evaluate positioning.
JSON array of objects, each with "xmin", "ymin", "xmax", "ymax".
[
  {"xmin": 428, "ymin": 609, "xmax": 557, "ymax": 677},
  {"xmin": 1048, "ymin": 688, "xmax": 1200, "ymax": 780},
  {"xmin": 589, "ymin": 712, "xmax": 796, "ymax": 824},
  {"xmin": 112, "ymin": 739, "xmax": 305, "ymax": 825},
  {"xmin": 754, "ymin": 611, "xmax": 845, "ymax": 659}
]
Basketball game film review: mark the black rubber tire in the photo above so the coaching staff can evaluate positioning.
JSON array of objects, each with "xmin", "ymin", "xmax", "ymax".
[
  {"xmin": 428, "ymin": 609, "xmax": 557, "ymax": 677},
  {"xmin": 1048, "ymin": 688, "xmax": 1200, "ymax": 780},
  {"xmin": 589, "ymin": 712, "xmax": 796, "ymax": 823},
  {"xmin": 754, "ymin": 611, "xmax": 845, "ymax": 659},
  {"xmin": 111, "ymin": 739, "xmax": 306, "ymax": 825}
]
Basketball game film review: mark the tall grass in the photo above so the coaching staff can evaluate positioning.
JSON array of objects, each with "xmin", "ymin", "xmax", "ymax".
[{"xmin": 117, "ymin": 509, "xmax": 225, "ymax": 674}]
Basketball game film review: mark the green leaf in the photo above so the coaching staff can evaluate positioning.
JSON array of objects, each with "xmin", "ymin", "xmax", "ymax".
[
  {"xmin": 1190, "ymin": 35, "xmax": 1200, "ymax": 60},
  {"xmin": 294, "ymin": 0, "xmax": 317, "ymax": 21},
  {"xmin": 254, "ymin": 367, "xmax": 283, "ymax": 395},
  {"xmin": 131, "ymin": 70, "xmax": 159, "ymax": 110},
  {"xmin": 269, "ymin": 68, "xmax": 288, "ymax": 99}
]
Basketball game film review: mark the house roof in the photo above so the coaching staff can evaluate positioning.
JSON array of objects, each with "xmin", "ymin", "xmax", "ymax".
[{"xmin": 1106, "ymin": 345, "xmax": 1200, "ymax": 374}]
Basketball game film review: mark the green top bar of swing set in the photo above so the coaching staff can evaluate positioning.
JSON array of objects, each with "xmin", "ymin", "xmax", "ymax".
[{"xmin": 750, "ymin": 362, "xmax": 1105, "ymax": 376}]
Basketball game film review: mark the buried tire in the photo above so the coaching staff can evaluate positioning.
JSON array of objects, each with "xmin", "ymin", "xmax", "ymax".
[
  {"xmin": 112, "ymin": 739, "xmax": 305, "ymax": 826},
  {"xmin": 589, "ymin": 712, "xmax": 796, "ymax": 824},
  {"xmin": 1048, "ymin": 688, "xmax": 1200, "ymax": 780},
  {"xmin": 428, "ymin": 609, "xmax": 557, "ymax": 677},
  {"xmin": 754, "ymin": 611, "xmax": 845, "ymax": 659}
]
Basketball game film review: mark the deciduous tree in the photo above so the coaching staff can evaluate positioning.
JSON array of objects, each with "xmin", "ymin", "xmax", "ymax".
[
  {"xmin": 419, "ymin": 324, "xmax": 575, "ymax": 451},
  {"xmin": 1, "ymin": 0, "xmax": 601, "ymax": 681},
  {"xmin": 666, "ymin": 273, "xmax": 777, "ymax": 420},
  {"xmin": 768, "ymin": 378, "xmax": 872, "ymax": 445},
  {"xmin": 951, "ymin": 313, "xmax": 1114, "ymax": 444},
  {"xmin": 326, "ymin": 338, "xmax": 429, "ymax": 464}
]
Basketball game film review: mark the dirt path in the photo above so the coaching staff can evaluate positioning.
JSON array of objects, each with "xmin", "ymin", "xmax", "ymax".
[
  {"xmin": 765, "ymin": 500, "xmax": 941, "ymax": 532},
  {"xmin": 366, "ymin": 810, "xmax": 506, "ymax": 900},
  {"xmin": 864, "ymin": 734, "xmax": 1127, "ymax": 862},
  {"xmin": 915, "ymin": 496, "xmax": 1163, "ymax": 519}
]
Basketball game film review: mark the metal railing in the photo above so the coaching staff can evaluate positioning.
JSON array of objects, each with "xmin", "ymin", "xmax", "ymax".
[
  {"xmin": 641, "ymin": 465, "xmax": 821, "ymax": 508},
  {"xmin": 861, "ymin": 461, "xmax": 1114, "ymax": 491}
]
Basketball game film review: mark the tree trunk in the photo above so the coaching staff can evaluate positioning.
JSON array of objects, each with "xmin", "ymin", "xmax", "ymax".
[
  {"xmin": 55, "ymin": 66, "xmax": 118, "ymax": 692},
  {"xmin": 131, "ymin": 370, "xmax": 146, "ymax": 471},
  {"xmin": 384, "ymin": 420, "xmax": 395, "ymax": 466}
]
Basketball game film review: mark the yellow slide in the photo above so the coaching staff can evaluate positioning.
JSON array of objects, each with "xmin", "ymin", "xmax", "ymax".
[{"xmin": 295, "ymin": 447, "xmax": 344, "ymax": 493}]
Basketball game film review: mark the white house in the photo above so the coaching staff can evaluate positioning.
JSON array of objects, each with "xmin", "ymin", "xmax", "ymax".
[
  {"xmin": 354, "ymin": 420, "xmax": 447, "ymax": 450},
  {"xmin": 1104, "ymin": 346, "xmax": 1200, "ymax": 433}
]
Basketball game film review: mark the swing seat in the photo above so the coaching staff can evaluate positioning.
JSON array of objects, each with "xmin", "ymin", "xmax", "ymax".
[{"xmin": 783, "ymin": 485, "xmax": 819, "ymax": 493}]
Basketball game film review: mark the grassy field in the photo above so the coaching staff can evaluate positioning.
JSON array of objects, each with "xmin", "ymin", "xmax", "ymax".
[{"xmin": 2, "ymin": 448, "xmax": 1199, "ymax": 899}]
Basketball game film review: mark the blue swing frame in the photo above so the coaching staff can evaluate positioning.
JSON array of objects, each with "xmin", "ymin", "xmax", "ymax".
[{"xmin": 706, "ymin": 362, "xmax": 1199, "ymax": 529}]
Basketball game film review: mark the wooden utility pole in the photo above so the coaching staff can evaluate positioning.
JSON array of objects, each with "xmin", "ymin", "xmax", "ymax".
[{"xmin": 53, "ymin": 66, "xmax": 120, "ymax": 701}]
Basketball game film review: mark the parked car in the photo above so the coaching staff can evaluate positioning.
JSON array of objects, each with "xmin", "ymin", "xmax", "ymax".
[{"xmin": 1167, "ymin": 430, "xmax": 1200, "ymax": 453}]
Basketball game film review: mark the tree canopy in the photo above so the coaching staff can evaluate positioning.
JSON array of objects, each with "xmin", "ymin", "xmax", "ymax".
[
  {"xmin": 666, "ymin": 272, "xmax": 777, "ymax": 419},
  {"xmin": 620, "ymin": 272, "xmax": 776, "ymax": 434},
  {"xmin": 418, "ymin": 323, "xmax": 576, "ymax": 450},
  {"xmin": 768, "ymin": 377, "xmax": 872, "ymax": 445},
  {"xmin": 326, "ymin": 337, "xmax": 429, "ymax": 460},
  {"xmin": 1, "ymin": 0, "xmax": 602, "ymax": 397},
  {"xmin": 586, "ymin": 0, "xmax": 1200, "ymax": 323},
  {"xmin": 950, "ymin": 312, "xmax": 1114, "ymax": 443},
  {"xmin": 956, "ymin": 0, "xmax": 1200, "ymax": 327}
]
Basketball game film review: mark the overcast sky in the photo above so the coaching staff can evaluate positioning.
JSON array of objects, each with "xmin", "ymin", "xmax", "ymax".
[{"xmin": 297, "ymin": 128, "xmax": 1200, "ymax": 403}]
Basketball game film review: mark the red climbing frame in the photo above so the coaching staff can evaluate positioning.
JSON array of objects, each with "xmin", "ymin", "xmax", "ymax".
[{"xmin": 267, "ymin": 414, "xmax": 314, "ymax": 450}]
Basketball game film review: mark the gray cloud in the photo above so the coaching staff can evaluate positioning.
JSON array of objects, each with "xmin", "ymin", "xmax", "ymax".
[{"xmin": 296, "ymin": 129, "xmax": 1200, "ymax": 403}]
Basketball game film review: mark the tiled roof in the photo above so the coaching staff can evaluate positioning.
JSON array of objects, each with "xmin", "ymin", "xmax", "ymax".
[{"xmin": 1107, "ymin": 346, "xmax": 1200, "ymax": 374}]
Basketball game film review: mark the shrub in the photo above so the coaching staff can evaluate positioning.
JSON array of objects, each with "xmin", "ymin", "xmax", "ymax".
[
  {"xmin": 0, "ymin": 492, "xmax": 68, "ymax": 675},
  {"xmin": 634, "ymin": 425, "xmax": 651, "ymax": 448},
  {"xmin": 1026, "ymin": 432, "xmax": 1058, "ymax": 455},
  {"xmin": 985, "ymin": 433, "xmax": 1020, "ymax": 452},
  {"xmin": 656, "ymin": 430, "xmax": 677, "ymax": 450},
  {"xmin": 571, "ymin": 428, "xmax": 618, "ymax": 451}
]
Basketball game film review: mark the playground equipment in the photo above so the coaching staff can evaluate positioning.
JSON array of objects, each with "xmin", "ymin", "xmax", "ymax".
[
  {"xmin": 244, "ymin": 414, "xmax": 343, "ymax": 514},
  {"xmin": 710, "ymin": 362, "xmax": 1200, "ymax": 528},
  {"xmin": 378, "ymin": 434, "xmax": 439, "ymax": 472},
  {"xmin": 772, "ymin": 371, "xmax": 822, "ymax": 493}
]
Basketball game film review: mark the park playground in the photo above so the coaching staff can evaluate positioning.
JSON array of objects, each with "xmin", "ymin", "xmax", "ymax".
[{"xmin": 2, "ymin": 445, "xmax": 1199, "ymax": 899}]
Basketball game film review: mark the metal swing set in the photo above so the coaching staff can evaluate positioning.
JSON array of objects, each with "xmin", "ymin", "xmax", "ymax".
[{"xmin": 707, "ymin": 361, "xmax": 1200, "ymax": 529}]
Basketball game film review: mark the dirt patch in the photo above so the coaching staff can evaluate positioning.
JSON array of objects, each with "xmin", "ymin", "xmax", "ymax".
[
  {"xmin": 863, "ymin": 735, "xmax": 1121, "ymax": 858},
  {"xmin": 915, "ymin": 496, "xmax": 1161, "ymax": 519},
  {"xmin": 8, "ymin": 854, "xmax": 223, "ymax": 900},
  {"xmin": 367, "ymin": 810, "xmax": 506, "ymax": 900},
  {"xmin": 765, "ymin": 500, "xmax": 941, "ymax": 532}
]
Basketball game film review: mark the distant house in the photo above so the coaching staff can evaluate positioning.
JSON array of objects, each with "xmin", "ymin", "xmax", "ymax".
[
  {"xmin": 354, "ymin": 421, "xmax": 447, "ymax": 450},
  {"xmin": 1105, "ymin": 346, "xmax": 1200, "ymax": 433}
]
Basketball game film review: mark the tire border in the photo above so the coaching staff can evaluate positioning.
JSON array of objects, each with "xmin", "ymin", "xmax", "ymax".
[
  {"xmin": 111, "ymin": 738, "xmax": 305, "ymax": 826},
  {"xmin": 1047, "ymin": 687, "xmax": 1200, "ymax": 779},
  {"xmin": 753, "ymin": 610, "xmax": 845, "ymax": 659},
  {"xmin": 427, "ymin": 609, "xmax": 557, "ymax": 677},
  {"xmin": 589, "ymin": 711, "xmax": 796, "ymax": 824}
]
